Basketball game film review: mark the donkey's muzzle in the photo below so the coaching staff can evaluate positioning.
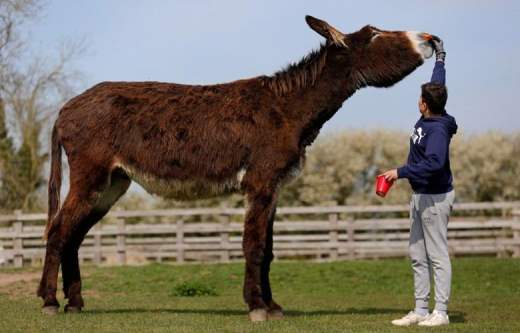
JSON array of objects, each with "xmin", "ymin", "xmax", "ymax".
[
  {"xmin": 420, "ymin": 33, "xmax": 433, "ymax": 41},
  {"xmin": 406, "ymin": 31, "xmax": 435, "ymax": 59}
]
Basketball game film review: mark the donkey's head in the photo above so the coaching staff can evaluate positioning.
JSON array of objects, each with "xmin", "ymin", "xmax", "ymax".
[{"xmin": 305, "ymin": 16, "xmax": 434, "ymax": 88}]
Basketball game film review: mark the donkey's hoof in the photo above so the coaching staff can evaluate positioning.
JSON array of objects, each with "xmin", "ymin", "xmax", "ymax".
[
  {"xmin": 267, "ymin": 309, "xmax": 284, "ymax": 320},
  {"xmin": 41, "ymin": 306, "xmax": 59, "ymax": 316},
  {"xmin": 248, "ymin": 308, "xmax": 268, "ymax": 322},
  {"xmin": 64, "ymin": 305, "xmax": 82, "ymax": 313}
]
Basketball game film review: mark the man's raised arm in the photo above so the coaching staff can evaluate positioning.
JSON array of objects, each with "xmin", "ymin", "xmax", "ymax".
[{"xmin": 430, "ymin": 37, "xmax": 446, "ymax": 85}]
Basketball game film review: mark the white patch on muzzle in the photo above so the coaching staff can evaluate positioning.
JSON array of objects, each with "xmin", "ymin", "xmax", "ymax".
[{"xmin": 406, "ymin": 31, "xmax": 434, "ymax": 60}]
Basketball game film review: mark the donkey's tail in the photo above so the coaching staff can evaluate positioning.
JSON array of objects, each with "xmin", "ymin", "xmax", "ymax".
[{"xmin": 44, "ymin": 125, "xmax": 62, "ymax": 240}]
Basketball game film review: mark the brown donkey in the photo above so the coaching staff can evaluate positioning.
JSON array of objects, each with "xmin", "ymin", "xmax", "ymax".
[{"xmin": 38, "ymin": 16, "xmax": 434, "ymax": 320}]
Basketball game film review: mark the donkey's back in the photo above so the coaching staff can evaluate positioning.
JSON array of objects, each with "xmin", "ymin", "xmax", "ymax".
[{"xmin": 55, "ymin": 78, "xmax": 276, "ymax": 199}]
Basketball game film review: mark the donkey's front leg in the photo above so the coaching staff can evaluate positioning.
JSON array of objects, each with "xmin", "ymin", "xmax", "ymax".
[
  {"xmin": 242, "ymin": 189, "xmax": 277, "ymax": 322},
  {"xmin": 261, "ymin": 207, "xmax": 283, "ymax": 320}
]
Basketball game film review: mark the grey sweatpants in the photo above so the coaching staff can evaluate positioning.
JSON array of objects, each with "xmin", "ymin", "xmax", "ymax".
[{"xmin": 409, "ymin": 190, "xmax": 455, "ymax": 312}]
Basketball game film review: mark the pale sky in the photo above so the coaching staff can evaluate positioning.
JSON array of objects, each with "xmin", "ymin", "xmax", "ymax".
[{"xmin": 25, "ymin": 0, "xmax": 519, "ymax": 134}]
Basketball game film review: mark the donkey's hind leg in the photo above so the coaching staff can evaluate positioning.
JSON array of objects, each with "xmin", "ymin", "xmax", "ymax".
[
  {"xmin": 38, "ymin": 168, "xmax": 129, "ymax": 314},
  {"xmin": 62, "ymin": 169, "xmax": 130, "ymax": 313},
  {"xmin": 38, "ymin": 190, "xmax": 98, "ymax": 314}
]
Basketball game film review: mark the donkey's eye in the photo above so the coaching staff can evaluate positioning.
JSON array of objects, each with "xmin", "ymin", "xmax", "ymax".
[{"xmin": 370, "ymin": 31, "xmax": 380, "ymax": 42}]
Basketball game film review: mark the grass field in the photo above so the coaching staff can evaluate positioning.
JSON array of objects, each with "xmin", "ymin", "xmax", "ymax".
[{"xmin": 1, "ymin": 257, "xmax": 519, "ymax": 333}]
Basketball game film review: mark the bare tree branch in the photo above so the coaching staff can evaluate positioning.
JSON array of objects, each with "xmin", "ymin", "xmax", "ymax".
[{"xmin": 0, "ymin": 0, "xmax": 84, "ymax": 211}]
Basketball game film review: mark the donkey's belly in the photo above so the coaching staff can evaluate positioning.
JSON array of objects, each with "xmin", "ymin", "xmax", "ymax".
[{"xmin": 118, "ymin": 164, "xmax": 245, "ymax": 200}]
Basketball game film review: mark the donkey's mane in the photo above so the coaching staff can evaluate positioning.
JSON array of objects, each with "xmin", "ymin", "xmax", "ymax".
[{"xmin": 263, "ymin": 43, "xmax": 328, "ymax": 96}]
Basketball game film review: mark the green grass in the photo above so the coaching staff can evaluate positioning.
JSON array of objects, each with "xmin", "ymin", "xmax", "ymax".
[{"xmin": 1, "ymin": 257, "xmax": 519, "ymax": 332}]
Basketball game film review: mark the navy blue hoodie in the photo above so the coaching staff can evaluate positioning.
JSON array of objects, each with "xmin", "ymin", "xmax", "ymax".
[{"xmin": 397, "ymin": 61, "xmax": 458, "ymax": 194}]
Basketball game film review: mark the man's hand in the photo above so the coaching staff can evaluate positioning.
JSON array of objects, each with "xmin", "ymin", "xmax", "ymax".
[
  {"xmin": 380, "ymin": 169, "xmax": 398, "ymax": 182},
  {"xmin": 431, "ymin": 36, "xmax": 446, "ymax": 62}
]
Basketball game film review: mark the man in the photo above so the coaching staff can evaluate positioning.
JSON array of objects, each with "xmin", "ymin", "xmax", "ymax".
[{"xmin": 381, "ymin": 37, "xmax": 458, "ymax": 327}]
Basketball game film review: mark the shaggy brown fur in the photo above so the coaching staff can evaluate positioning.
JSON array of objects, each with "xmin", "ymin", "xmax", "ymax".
[{"xmin": 38, "ymin": 16, "xmax": 433, "ymax": 320}]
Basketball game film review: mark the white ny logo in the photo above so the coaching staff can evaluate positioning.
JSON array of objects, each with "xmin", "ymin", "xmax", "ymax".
[{"xmin": 411, "ymin": 127, "xmax": 426, "ymax": 144}]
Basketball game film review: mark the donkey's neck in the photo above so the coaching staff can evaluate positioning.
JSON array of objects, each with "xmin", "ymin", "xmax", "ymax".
[
  {"xmin": 264, "ymin": 44, "xmax": 329, "ymax": 96},
  {"xmin": 285, "ymin": 46, "xmax": 362, "ymax": 148}
]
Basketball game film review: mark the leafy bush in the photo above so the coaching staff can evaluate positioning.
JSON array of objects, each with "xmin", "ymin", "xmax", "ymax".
[
  {"xmin": 279, "ymin": 130, "xmax": 520, "ymax": 205},
  {"xmin": 171, "ymin": 281, "xmax": 217, "ymax": 297}
]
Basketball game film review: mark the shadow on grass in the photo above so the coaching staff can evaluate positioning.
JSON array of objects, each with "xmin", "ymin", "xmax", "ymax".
[{"xmin": 86, "ymin": 307, "xmax": 465, "ymax": 322}]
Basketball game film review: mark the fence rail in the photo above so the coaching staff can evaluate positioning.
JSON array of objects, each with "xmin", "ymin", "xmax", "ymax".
[{"xmin": 1, "ymin": 202, "xmax": 520, "ymax": 267}]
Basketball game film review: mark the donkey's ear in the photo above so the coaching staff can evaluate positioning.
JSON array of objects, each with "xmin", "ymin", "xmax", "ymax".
[{"xmin": 305, "ymin": 15, "xmax": 348, "ymax": 48}]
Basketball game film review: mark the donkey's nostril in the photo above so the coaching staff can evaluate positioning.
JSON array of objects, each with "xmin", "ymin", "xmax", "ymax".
[{"xmin": 421, "ymin": 33, "xmax": 433, "ymax": 41}]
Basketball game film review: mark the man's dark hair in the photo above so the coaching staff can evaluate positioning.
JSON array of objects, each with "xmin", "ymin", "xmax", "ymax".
[{"xmin": 421, "ymin": 83, "xmax": 448, "ymax": 114}]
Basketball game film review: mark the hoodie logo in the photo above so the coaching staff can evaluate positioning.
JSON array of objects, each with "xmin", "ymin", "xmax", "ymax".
[{"xmin": 411, "ymin": 127, "xmax": 426, "ymax": 144}]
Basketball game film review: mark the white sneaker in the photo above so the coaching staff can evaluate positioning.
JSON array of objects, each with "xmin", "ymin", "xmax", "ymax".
[
  {"xmin": 418, "ymin": 310, "xmax": 450, "ymax": 327},
  {"xmin": 391, "ymin": 311, "xmax": 429, "ymax": 326}
]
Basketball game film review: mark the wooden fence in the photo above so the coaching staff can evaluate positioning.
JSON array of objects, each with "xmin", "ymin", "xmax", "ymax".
[{"xmin": 1, "ymin": 202, "xmax": 520, "ymax": 267}]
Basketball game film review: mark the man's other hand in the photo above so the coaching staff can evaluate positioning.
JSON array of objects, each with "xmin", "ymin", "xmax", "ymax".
[{"xmin": 380, "ymin": 169, "xmax": 398, "ymax": 182}]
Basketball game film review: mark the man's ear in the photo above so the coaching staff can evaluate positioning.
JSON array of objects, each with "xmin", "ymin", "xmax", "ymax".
[{"xmin": 305, "ymin": 15, "xmax": 348, "ymax": 48}]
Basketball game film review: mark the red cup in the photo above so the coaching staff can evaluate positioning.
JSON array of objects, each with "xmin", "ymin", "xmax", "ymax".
[{"xmin": 376, "ymin": 175, "xmax": 394, "ymax": 197}]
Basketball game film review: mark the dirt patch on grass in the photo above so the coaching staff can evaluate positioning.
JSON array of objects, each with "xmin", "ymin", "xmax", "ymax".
[
  {"xmin": 0, "ymin": 271, "xmax": 40, "ymax": 287},
  {"xmin": 0, "ymin": 270, "xmax": 96, "ymax": 299},
  {"xmin": 0, "ymin": 271, "xmax": 40, "ymax": 299}
]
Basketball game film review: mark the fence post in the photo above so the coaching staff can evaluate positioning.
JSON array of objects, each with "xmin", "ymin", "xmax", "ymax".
[
  {"xmin": 116, "ymin": 218, "xmax": 126, "ymax": 265},
  {"xmin": 513, "ymin": 227, "xmax": 520, "ymax": 258},
  {"xmin": 220, "ymin": 214, "xmax": 230, "ymax": 263},
  {"xmin": 347, "ymin": 216, "xmax": 355, "ymax": 260},
  {"xmin": 13, "ymin": 210, "xmax": 23, "ymax": 268},
  {"xmin": 513, "ymin": 210, "xmax": 520, "ymax": 258},
  {"xmin": 93, "ymin": 223, "xmax": 102, "ymax": 265},
  {"xmin": 328, "ymin": 213, "xmax": 339, "ymax": 260},
  {"xmin": 176, "ymin": 219, "xmax": 185, "ymax": 263}
]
